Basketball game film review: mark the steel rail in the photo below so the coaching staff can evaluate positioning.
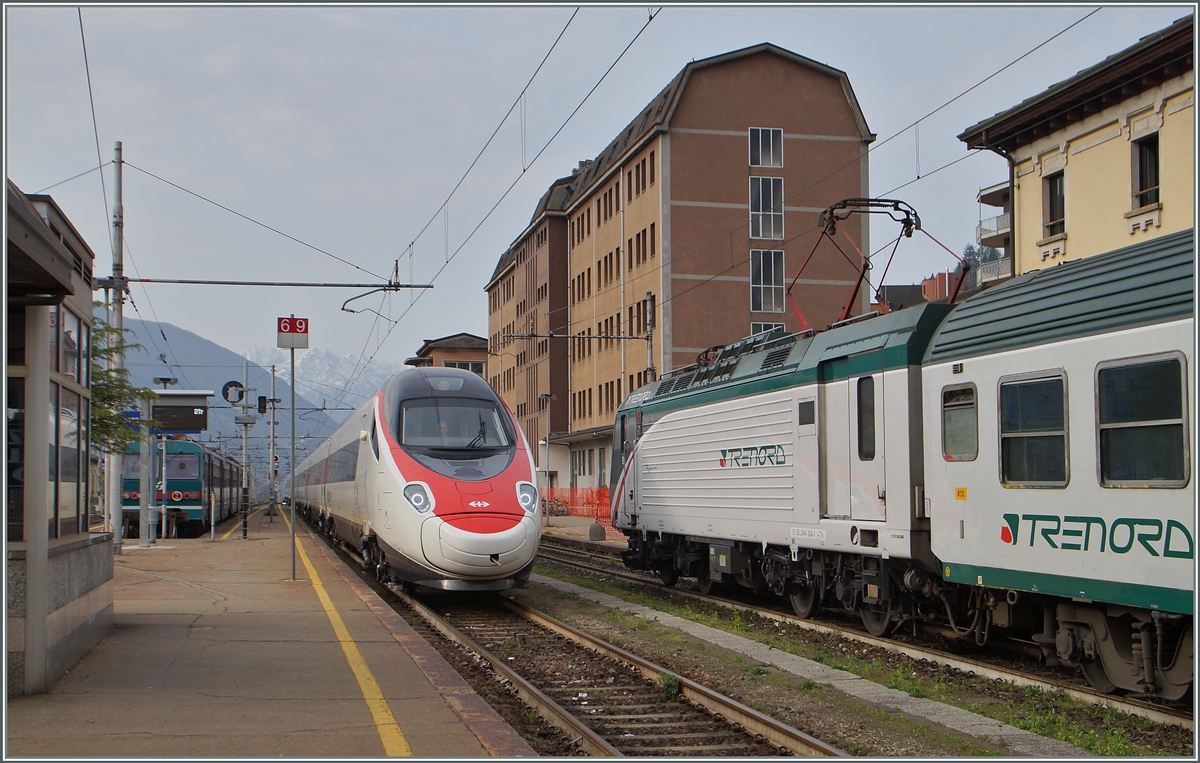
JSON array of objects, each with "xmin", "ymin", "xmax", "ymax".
[
  {"xmin": 502, "ymin": 597, "xmax": 847, "ymax": 756},
  {"xmin": 392, "ymin": 585, "xmax": 620, "ymax": 757},
  {"xmin": 538, "ymin": 540, "xmax": 1193, "ymax": 731}
]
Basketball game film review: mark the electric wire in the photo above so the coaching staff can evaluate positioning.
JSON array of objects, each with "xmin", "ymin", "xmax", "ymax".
[
  {"xmin": 339, "ymin": 8, "xmax": 662, "ymax": 399},
  {"xmin": 338, "ymin": 7, "xmax": 589, "ymax": 400},
  {"xmin": 76, "ymin": 8, "xmax": 113, "ymax": 259},
  {"xmin": 33, "ymin": 161, "xmax": 112, "ymax": 195},
  {"xmin": 123, "ymin": 162, "xmax": 386, "ymax": 280},
  {"xmin": 518, "ymin": 7, "xmax": 1116, "ymax": 335},
  {"xmin": 404, "ymin": 8, "xmax": 579, "ymax": 249},
  {"xmin": 120, "ymin": 236, "xmax": 196, "ymax": 389}
]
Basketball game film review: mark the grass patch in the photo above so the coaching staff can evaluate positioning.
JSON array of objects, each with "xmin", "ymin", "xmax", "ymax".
[{"xmin": 528, "ymin": 565, "xmax": 1188, "ymax": 756}]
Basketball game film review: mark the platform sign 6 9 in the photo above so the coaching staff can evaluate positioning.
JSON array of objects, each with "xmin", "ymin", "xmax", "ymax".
[{"xmin": 277, "ymin": 317, "xmax": 310, "ymax": 349}]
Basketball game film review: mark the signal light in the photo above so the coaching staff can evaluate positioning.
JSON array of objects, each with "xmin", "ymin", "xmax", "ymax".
[{"xmin": 258, "ymin": 396, "xmax": 267, "ymax": 414}]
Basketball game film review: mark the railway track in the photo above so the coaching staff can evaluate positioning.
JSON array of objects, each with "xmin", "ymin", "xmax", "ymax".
[
  {"xmin": 538, "ymin": 537, "xmax": 1194, "ymax": 731},
  {"xmin": 394, "ymin": 587, "xmax": 846, "ymax": 756}
]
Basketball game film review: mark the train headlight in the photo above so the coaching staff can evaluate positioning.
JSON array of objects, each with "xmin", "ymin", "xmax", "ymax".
[
  {"xmin": 403, "ymin": 483, "xmax": 434, "ymax": 514},
  {"xmin": 516, "ymin": 482, "xmax": 539, "ymax": 513}
]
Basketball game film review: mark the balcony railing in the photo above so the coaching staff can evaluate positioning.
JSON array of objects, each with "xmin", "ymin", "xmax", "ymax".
[
  {"xmin": 976, "ymin": 256, "xmax": 1012, "ymax": 284},
  {"xmin": 976, "ymin": 213, "xmax": 1011, "ymax": 245}
]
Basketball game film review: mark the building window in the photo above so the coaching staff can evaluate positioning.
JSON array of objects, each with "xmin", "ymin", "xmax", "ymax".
[
  {"xmin": 1097, "ymin": 355, "xmax": 1187, "ymax": 486},
  {"xmin": 749, "ymin": 127, "xmax": 783, "ymax": 167},
  {"xmin": 750, "ymin": 249, "xmax": 785, "ymax": 312},
  {"xmin": 942, "ymin": 385, "xmax": 978, "ymax": 461},
  {"xmin": 751, "ymin": 322, "xmax": 785, "ymax": 335},
  {"xmin": 7, "ymin": 377, "xmax": 24, "ymax": 541},
  {"xmin": 1000, "ymin": 374, "xmax": 1067, "ymax": 487},
  {"xmin": 1134, "ymin": 134, "xmax": 1160, "ymax": 208},
  {"xmin": 1044, "ymin": 172, "xmax": 1065, "ymax": 237},
  {"xmin": 750, "ymin": 177, "xmax": 784, "ymax": 239}
]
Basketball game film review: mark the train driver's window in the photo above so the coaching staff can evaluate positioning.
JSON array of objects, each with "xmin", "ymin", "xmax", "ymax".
[
  {"xmin": 857, "ymin": 376, "xmax": 875, "ymax": 461},
  {"xmin": 999, "ymin": 374, "xmax": 1068, "ymax": 487},
  {"xmin": 167, "ymin": 454, "xmax": 200, "ymax": 480},
  {"xmin": 1097, "ymin": 355, "xmax": 1188, "ymax": 487},
  {"xmin": 370, "ymin": 421, "xmax": 379, "ymax": 460},
  {"xmin": 942, "ymin": 385, "xmax": 977, "ymax": 461}
]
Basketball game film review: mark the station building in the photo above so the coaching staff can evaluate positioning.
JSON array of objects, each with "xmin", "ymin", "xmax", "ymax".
[
  {"xmin": 404, "ymin": 332, "xmax": 488, "ymax": 376},
  {"xmin": 959, "ymin": 15, "xmax": 1193, "ymax": 277},
  {"xmin": 486, "ymin": 42, "xmax": 874, "ymax": 491},
  {"xmin": 6, "ymin": 179, "xmax": 114, "ymax": 695}
]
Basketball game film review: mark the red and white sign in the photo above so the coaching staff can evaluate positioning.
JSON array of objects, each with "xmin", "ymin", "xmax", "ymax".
[{"xmin": 277, "ymin": 317, "xmax": 310, "ymax": 349}]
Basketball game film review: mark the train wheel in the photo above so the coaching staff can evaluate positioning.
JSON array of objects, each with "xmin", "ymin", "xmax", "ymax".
[
  {"xmin": 789, "ymin": 586, "xmax": 821, "ymax": 619},
  {"xmin": 1080, "ymin": 657, "xmax": 1119, "ymax": 694},
  {"xmin": 860, "ymin": 607, "xmax": 891, "ymax": 637},
  {"xmin": 696, "ymin": 564, "xmax": 717, "ymax": 595},
  {"xmin": 656, "ymin": 562, "xmax": 679, "ymax": 587}
]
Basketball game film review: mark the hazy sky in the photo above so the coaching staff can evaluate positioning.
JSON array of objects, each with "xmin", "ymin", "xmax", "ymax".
[{"xmin": 6, "ymin": 4, "xmax": 1193, "ymax": 386}]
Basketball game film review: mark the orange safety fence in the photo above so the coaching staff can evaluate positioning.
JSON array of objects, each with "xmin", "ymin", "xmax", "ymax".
[{"xmin": 541, "ymin": 487, "xmax": 613, "ymax": 529}]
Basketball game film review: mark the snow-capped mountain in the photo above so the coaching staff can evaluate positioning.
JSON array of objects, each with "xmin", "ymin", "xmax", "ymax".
[{"xmin": 240, "ymin": 346, "xmax": 405, "ymax": 423}]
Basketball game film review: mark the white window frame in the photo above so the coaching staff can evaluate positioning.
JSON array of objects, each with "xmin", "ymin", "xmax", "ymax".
[
  {"xmin": 751, "ymin": 321, "xmax": 785, "ymax": 335},
  {"xmin": 750, "ymin": 249, "xmax": 785, "ymax": 313},
  {"xmin": 749, "ymin": 176, "xmax": 784, "ymax": 240},
  {"xmin": 749, "ymin": 127, "xmax": 783, "ymax": 167}
]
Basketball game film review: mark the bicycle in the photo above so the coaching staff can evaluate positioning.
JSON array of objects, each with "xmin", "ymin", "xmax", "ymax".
[{"xmin": 540, "ymin": 497, "xmax": 569, "ymax": 516}]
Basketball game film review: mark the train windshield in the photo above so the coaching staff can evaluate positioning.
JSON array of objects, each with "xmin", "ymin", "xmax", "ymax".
[
  {"xmin": 167, "ymin": 454, "xmax": 201, "ymax": 480},
  {"xmin": 400, "ymin": 398, "xmax": 513, "ymax": 451}
]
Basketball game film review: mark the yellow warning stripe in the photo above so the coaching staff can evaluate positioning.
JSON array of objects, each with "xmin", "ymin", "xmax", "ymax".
[
  {"xmin": 291, "ymin": 519, "xmax": 412, "ymax": 757},
  {"xmin": 219, "ymin": 505, "xmax": 268, "ymax": 540}
]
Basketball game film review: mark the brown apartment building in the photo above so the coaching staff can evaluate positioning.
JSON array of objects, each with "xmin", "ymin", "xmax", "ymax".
[{"xmin": 487, "ymin": 43, "xmax": 874, "ymax": 490}]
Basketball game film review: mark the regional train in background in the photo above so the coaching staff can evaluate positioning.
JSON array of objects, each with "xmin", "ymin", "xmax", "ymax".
[
  {"xmin": 610, "ymin": 228, "xmax": 1194, "ymax": 701},
  {"xmin": 120, "ymin": 438, "xmax": 243, "ymax": 537},
  {"xmin": 286, "ymin": 367, "xmax": 541, "ymax": 591}
]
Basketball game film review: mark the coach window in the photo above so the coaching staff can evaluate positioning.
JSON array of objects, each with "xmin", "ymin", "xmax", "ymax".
[
  {"xmin": 999, "ymin": 373, "xmax": 1067, "ymax": 487},
  {"xmin": 857, "ymin": 376, "xmax": 875, "ymax": 461},
  {"xmin": 942, "ymin": 385, "xmax": 978, "ymax": 461},
  {"xmin": 1097, "ymin": 355, "xmax": 1188, "ymax": 487}
]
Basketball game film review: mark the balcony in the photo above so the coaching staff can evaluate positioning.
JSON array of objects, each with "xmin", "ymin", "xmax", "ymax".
[
  {"xmin": 976, "ymin": 213, "xmax": 1010, "ymax": 248},
  {"xmin": 976, "ymin": 256, "xmax": 1012, "ymax": 285}
]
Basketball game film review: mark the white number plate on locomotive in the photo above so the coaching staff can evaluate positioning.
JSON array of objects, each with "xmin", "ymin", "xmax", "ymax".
[{"xmin": 791, "ymin": 527, "xmax": 826, "ymax": 541}]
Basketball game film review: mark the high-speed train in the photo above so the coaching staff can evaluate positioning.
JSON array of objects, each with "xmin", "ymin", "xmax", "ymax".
[
  {"xmin": 611, "ymin": 229, "xmax": 1193, "ymax": 700},
  {"xmin": 287, "ymin": 367, "xmax": 541, "ymax": 590}
]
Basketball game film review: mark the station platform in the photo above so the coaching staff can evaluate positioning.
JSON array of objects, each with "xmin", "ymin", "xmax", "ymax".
[
  {"xmin": 5, "ymin": 508, "xmax": 535, "ymax": 758},
  {"xmin": 540, "ymin": 514, "xmax": 627, "ymax": 552}
]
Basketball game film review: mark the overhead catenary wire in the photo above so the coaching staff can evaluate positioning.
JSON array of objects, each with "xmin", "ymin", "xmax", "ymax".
[
  {"xmin": 76, "ymin": 8, "xmax": 112, "ymax": 260},
  {"xmin": 339, "ymin": 8, "xmax": 662, "ymax": 399},
  {"xmin": 403, "ymin": 8, "xmax": 579, "ymax": 253},
  {"xmin": 123, "ymin": 162, "xmax": 386, "ymax": 280},
  {"xmin": 336, "ymin": 7, "xmax": 589, "ymax": 401},
  {"xmin": 33, "ymin": 161, "xmax": 112, "ymax": 195},
  {"xmin": 519, "ymin": 7, "xmax": 1115, "ymax": 335}
]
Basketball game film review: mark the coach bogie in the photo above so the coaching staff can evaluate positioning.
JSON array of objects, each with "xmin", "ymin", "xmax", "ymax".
[{"xmin": 1053, "ymin": 604, "xmax": 1193, "ymax": 701}]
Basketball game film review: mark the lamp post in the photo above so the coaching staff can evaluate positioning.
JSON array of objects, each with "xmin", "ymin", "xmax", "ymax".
[{"xmin": 151, "ymin": 377, "xmax": 178, "ymax": 539}]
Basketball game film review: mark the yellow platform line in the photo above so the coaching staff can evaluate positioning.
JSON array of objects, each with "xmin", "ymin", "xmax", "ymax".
[
  {"xmin": 219, "ymin": 505, "xmax": 268, "ymax": 540},
  {"xmin": 290, "ymin": 517, "xmax": 412, "ymax": 757}
]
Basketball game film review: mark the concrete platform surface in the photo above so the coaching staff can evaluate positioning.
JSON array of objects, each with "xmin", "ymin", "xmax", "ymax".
[{"xmin": 5, "ymin": 510, "xmax": 535, "ymax": 758}]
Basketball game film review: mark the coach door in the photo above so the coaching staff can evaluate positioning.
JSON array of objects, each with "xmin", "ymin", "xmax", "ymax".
[
  {"xmin": 821, "ymin": 357, "xmax": 887, "ymax": 521},
  {"xmin": 368, "ymin": 421, "xmax": 390, "ymax": 530},
  {"xmin": 848, "ymin": 362, "xmax": 886, "ymax": 522}
]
